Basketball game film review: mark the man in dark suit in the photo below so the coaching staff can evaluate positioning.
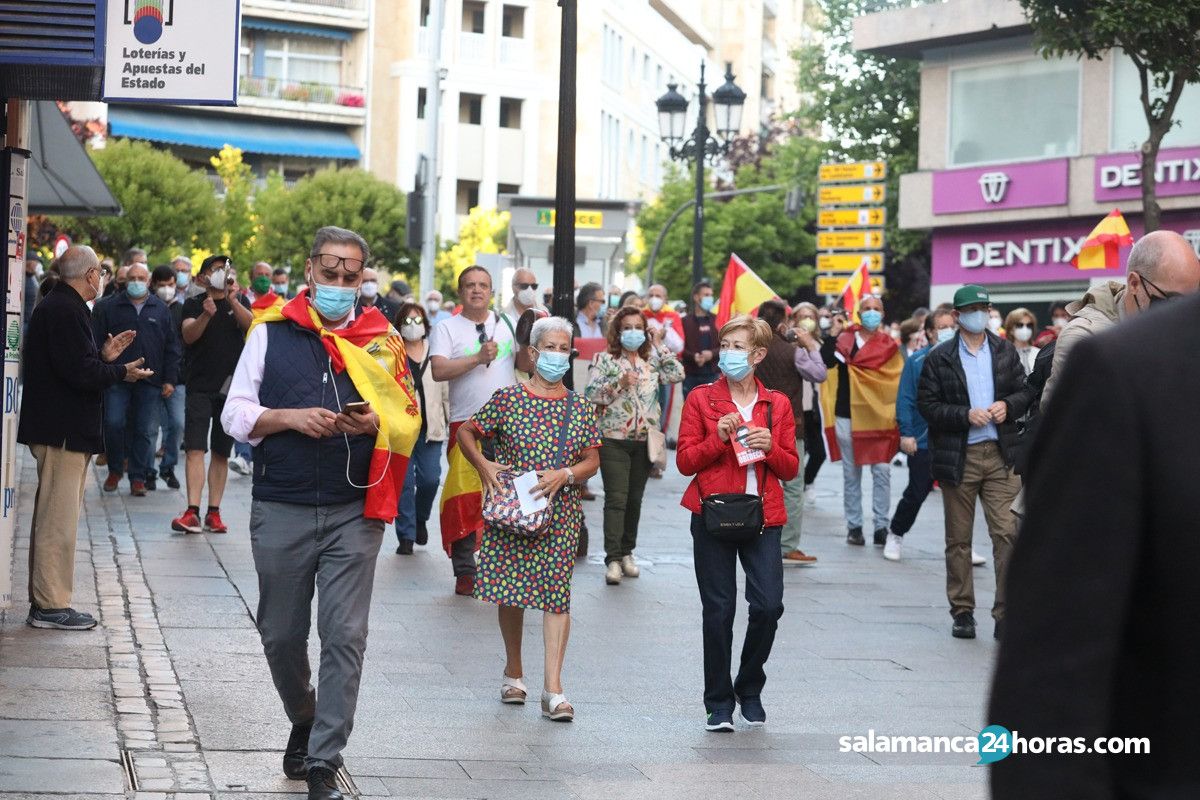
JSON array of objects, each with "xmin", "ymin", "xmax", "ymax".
[
  {"xmin": 989, "ymin": 292, "xmax": 1200, "ymax": 798},
  {"xmin": 18, "ymin": 246, "xmax": 152, "ymax": 630}
]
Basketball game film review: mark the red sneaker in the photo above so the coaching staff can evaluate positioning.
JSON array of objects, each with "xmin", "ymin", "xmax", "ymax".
[
  {"xmin": 203, "ymin": 511, "xmax": 228, "ymax": 534},
  {"xmin": 103, "ymin": 473, "xmax": 121, "ymax": 492},
  {"xmin": 171, "ymin": 509, "xmax": 203, "ymax": 534},
  {"xmin": 130, "ymin": 480, "xmax": 147, "ymax": 497},
  {"xmin": 454, "ymin": 575, "xmax": 474, "ymax": 596}
]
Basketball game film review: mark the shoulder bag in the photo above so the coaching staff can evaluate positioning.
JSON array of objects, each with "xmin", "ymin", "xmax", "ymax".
[
  {"xmin": 482, "ymin": 393, "xmax": 575, "ymax": 539},
  {"xmin": 631, "ymin": 357, "xmax": 668, "ymax": 471},
  {"xmin": 701, "ymin": 403, "xmax": 773, "ymax": 544}
]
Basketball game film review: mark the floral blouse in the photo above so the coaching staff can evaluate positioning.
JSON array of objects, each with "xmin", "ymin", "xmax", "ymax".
[{"xmin": 584, "ymin": 349, "xmax": 685, "ymax": 440}]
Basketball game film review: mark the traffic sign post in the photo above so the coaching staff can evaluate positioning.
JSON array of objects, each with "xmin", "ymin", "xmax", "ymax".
[
  {"xmin": 818, "ymin": 183, "xmax": 886, "ymax": 206},
  {"xmin": 818, "ymin": 160, "xmax": 887, "ymax": 305},
  {"xmin": 815, "ymin": 274, "xmax": 885, "ymax": 295},
  {"xmin": 815, "ymin": 253, "xmax": 884, "ymax": 273},
  {"xmin": 816, "ymin": 230, "xmax": 885, "ymax": 250},
  {"xmin": 817, "ymin": 208, "xmax": 887, "ymax": 228},
  {"xmin": 818, "ymin": 161, "xmax": 887, "ymax": 183}
]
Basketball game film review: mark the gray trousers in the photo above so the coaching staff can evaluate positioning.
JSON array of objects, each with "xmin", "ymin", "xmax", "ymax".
[
  {"xmin": 779, "ymin": 436, "xmax": 807, "ymax": 554},
  {"xmin": 249, "ymin": 499, "xmax": 384, "ymax": 771}
]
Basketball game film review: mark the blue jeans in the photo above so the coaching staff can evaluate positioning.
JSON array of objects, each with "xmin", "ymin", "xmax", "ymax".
[
  {"xmin": 234, "ymin": 439, "xmax": 253, "ymax": 463},
  {"xmin": 690, "ymin": 514, "xmax": 784, "ymax": 713},
  {"xmin": 158, "ymin": 384, "xmax": 186, "ymax": 473},
  {"xmin": 104, "ymin": 382, "xmax": 162, "ymax": 482},
  {"xmin": 396, "ymin": 433, "xmax": 443, "ymax": 542},
  {"xmin": 889, "ymin": 448, "xmax": 933, "ymax": 536},
  {"xmin": 835, "ymin": 416, "xmax": 891, "ymax": 531}
]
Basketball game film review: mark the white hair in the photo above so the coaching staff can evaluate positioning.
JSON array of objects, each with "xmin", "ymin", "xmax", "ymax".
[
  {"xmin": 530, "ymin": 316, "xmax": 574, "ymax": 349},
  {"xmin": 57, "ymin": 245, "xmax": 98, "ymax": 279}
]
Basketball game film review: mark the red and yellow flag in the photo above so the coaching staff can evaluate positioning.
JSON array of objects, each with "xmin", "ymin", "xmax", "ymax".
[
  {"xmin": 818, "ymin": 327, "xmax": 902, "ymax": 465},
  {"xmin": 250, "ymin": 290, "xmax": 286, "ymax": 320},
  {"xmin": 1071, "ymin": 209, "xmax": 1133, "ymax": 270},
  {"xmin": 840, "ymin": 260, "xmax": 874, "ymax": 322},
  {"xmin": 715, "ymin": 253, "xmax": 781, "ymax": 328},
  {"xmin": 440, "ymin": 422, "xmax": 482, "ymax": 556},
  {"xmin": 249, "ymin": 290, "xmax": 420, "ymax": 521}
]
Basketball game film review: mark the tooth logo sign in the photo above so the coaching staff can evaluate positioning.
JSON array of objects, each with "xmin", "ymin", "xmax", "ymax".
[{"xmin": 127, "ymin": 0, "xmax": 174, "ymax": 45}]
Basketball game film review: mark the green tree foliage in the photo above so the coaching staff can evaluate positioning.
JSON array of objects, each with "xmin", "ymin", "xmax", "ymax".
[
  {"xmin": 436, "ymin": 207, "xmax": 510, "ymax": 297},
  {"xmin": 54, "ymin": 139, "xmax": 219, "ymax": 259},
  {"xmin": 1018, "ymin": 0, "xmax": 1200, "ymax": 232},
  {"xmin": 210, "ymin": 145, "xmax": 259, "ymax": 271},
  {"xmin": 255, "ymin": 167, "xmax": 415, "ymax": 272}
]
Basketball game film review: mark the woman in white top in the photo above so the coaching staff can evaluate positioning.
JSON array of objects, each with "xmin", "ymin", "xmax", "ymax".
[{"xmin": 1004, "ymin": 308, "xmax": 1041, "ymax": 375}]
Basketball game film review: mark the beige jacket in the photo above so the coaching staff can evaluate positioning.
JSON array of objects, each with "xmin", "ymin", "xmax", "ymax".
[
  {"xmin": 416, "ymin": 355, "xmax": 450, "ymax": 442},
  {"xmin": 1042, "ymin": 280, "xmax": 1125, "ymax": 409}
]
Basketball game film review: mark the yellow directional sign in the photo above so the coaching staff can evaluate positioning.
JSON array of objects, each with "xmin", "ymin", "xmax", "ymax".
[
  {"xmin": 816, "ymin": 275, "xmax": 885, "ymax": 295},
  {"xmin": 818, "ymin": 208, "xmax": 887, "ymax": 228},
  {"xmin": 819, "ymin": 161, "xmax": 887, "ymax": 183},
  {"xmin": 817, "ymin": 230, "xmax": 885, "ymax": 250},
  {"xmin": 818, "ymin": 183, "xmax": 886, "ymax": 206},
  {"xmin": 816, "ymin": 253, "xmax": 884, "ymax": 273},
  {"xmin": 536, "ymin": 209, "xmax": 604, "ymax": 228}
]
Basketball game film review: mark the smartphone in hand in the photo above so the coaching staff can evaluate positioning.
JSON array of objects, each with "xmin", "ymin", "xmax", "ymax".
[{"xmin": 343, "ymin": 401, "xmax": 371, "ymax": 416}]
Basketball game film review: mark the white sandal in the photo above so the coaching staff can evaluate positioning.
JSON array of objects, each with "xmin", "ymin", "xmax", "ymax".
[
  {"xmin": 541, "ymin": 690, "xmax": 574, "ymax": 722},
  {"xmin": 500, "ymin": 674, "xmax": 527, "ymax": 705}
]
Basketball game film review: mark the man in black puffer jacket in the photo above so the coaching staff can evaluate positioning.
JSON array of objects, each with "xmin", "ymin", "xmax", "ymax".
[{"xmin": 917, "ymin": 285, "xmax": 1033, "ymax": 642}]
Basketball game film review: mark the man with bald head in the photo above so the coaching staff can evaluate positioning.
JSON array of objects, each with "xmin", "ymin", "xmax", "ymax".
[
  {"xmin": 19, "ymin": 246, "xmax": 152, "ymax": 629},
  {"xmin": 503, "ymin": 267, "xmax": 544, "ymax": 320},
  {"xmin": 1042, "ymin": 229, "xmax": 1200, "ymax": 408}
]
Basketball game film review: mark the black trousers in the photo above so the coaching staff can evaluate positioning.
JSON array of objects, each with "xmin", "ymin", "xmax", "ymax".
[
  {"xmin": 690, "ymin": 514, "xmax": 784, "ymax": 713},
  {"xmin": 889, "ymin": 448, "xmax": 934, "ymax": 536},
  {"xmin": 803, "ymin": 409, "xmax": 826, "ymax": 487}
]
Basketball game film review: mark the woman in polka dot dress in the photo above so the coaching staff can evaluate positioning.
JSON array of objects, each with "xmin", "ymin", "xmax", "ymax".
[{"xmin": 456, "ymin": 317, "xmax": 601, "ymax": 722}]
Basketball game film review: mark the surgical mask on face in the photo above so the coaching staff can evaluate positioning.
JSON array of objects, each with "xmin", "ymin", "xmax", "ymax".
[
  {"xmin": 718, "ymin": 349, "xmax": 753, "ymax": 381},
  {"xmin": 1053, "ymin": 316, "xmax": 1067, "ymax": 329},
  {"xmin": 126, "ymin": 280, "xmax": 148, "ymax": 299},
  {"xmin": 309, "ymin": 277, "xmax": 358, "ymax": 321},
  {"xmin": 1013, "ymin": 325, "xmax": 1033, "ymax": 343},
  {"xmin": 936, "ymin": 327, "xmax": 956, "ymax": 344},
  {"xmin": 156, "ymin": 285, "xmax": 176, "ymax": 303},
  {"xmin": 252, "ymin": 276, "xmax": 272, "ymax": 295},
  {"xmin": 400, "ymin": 323, "xmax": 425, "ymax": 341},
  {"xmin": 175, "ymin": 270, "xmax": 190, "ymax": 288},
  {"xmin": 517, "ymin": 287, "xmax": 537, "ymax": 308},
  {"xmin": 958, "ymin": 310, "xmax": 988, "ymax": 334},
  {"xmin": 609, "ymin": 294, "xmax": 621, "ymax": 308},
  {"xmin": 425, "ymin": 300, "xmax": 441, "ymax": 314},
  {"xmin": 648, "ymin": 296, "xmax": 665, "ymax": 312},
  {"xmin": 360, "ymin": 281, "xmax": 379, "ymax": 299},
  {"xmin": 620, "ymin": 329, "xmax": 646, "ymax": 351},
  {"xmin": 209, "ymin": 269, "xmax": 228, "ymax": 291},
  {"xmin": 859, "ymin": 309, "xmax": 883, "ymax": 331},
  {"xmin": 273, "ymin": 282, "xmax": 289, "ymax": 296},
  {"xmin": 987, "ymin": 316, "xmax": 1002, "ymax": 333},
  {"xmin": 534, "ymin": 349, "xmax": 571, "ymax": 382},
  {"xmin": 699, "ymin": 296, "xmax": 716, "ymax": 313},
  {"xmin": 818, "ymin": 316, "xmax": 831, "ymax": 331},
  {"xmin": 798, "ymin": 318, "xmax": 817, "ymax": 333}
]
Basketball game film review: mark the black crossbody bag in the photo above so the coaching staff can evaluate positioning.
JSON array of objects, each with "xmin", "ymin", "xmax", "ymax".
[{"xmin": 701, "ymin": 404, "xmax": 772, "ymax": 544}]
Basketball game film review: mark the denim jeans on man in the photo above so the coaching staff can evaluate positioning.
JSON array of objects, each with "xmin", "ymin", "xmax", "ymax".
[
  {"xmin": 835, "ymin": 416, "xmax": 891, "ymax": 531},
  {"xmin": 104, "ymin": 381, "xmax": 162, "ymax": 481},
  {"xmin": 889, "ymin": 448, "xmax": 934, "ymax": 536},
  {"xmin": 690, "ymin": 514, "xmax": 785, "ymax": 713},
  {"xmin": 396, "ymin": 433, "xmax": 443, "ymax": 542},
  {"xmin": 158, "ymin": 384, "xmax": 186, "ymax": 473}
]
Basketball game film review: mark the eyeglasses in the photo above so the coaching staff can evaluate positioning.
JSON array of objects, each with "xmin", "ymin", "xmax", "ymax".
[
  {"xmin": 516, "ymin": 282, "xmax": 538, "ymax": 291},
  {"xmin": 311, "ymin": 252, "xmax": 364, "ymax": 274},
  {"xmin": 1137, "ymin": 272, "xmax": 1183, "ymax": 304},
  {"xmin": 401, "ymin": 317, "xmax": 425, "ymax": 327}
]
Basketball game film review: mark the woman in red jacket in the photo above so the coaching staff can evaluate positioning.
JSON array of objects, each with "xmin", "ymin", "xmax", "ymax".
[{"xmin": 677, "ymin": 315, "xmax": 799, "ymax": 733}]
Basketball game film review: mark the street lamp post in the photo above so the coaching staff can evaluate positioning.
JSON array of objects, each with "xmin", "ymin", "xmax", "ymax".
[{"xmin": 656, "ymin": 62, "xmax": 746, "ymax": 287}]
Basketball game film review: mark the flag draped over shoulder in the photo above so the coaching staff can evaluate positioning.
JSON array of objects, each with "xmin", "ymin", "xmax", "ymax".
[
  {"xmin": 818, "ymin": 327, "xmax": 903, "ymax": 465},
  {"xmin": 1071, "ymin": 209, "xmax": 1133, "ymax": 270},
  {"xmin": 249, "ymin": 289, "xmax": 420, "ymax": 521},
  {"xmin": 251, "ymin": 290, "xmax": 286, "ymax": 319},
  {"xmin": 715, "ymin": 253, "xmax": 781, "ymax": 328},
  {"xmin": 840, "ymin": 261, "xmax": 874, "ymax": 322},
  {"xmin": 440, "ymin": 421, "xmax": 482, "ymax": 556}
]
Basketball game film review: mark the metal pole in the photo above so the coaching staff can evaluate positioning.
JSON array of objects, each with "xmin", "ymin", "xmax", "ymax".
[
  {"xmin": 691, "ymin": 61, "xmax": 708, "ymax": 288},
  {"xmin": 418, "ymin": 0, "xmax": 445, "ymax": 295},
  {"xmin": 552, "ymin": 0, "xmax": 577, "ymax": 326}
]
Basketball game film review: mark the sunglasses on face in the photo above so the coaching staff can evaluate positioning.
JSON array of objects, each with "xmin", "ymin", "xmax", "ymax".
[
  {"xmin": 401, "ymin": 317, "xmax": 425, "ymax": 326},
  {"xmin": 516, "ymin": 282, "xmax": 538, "ymax": 291},
  {"xmin": 1137, "ymin": 272, "xmax": 1183, "ymax": 304}
]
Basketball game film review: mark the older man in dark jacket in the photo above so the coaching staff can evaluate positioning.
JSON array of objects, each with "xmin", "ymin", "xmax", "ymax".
[
  {"xmin": 17, "ymin": 246, "xmax": 152, "ymax": 630},
  {"xmin": 917, "ymin": 285, "xmax": 1032, "ymax": 641}
]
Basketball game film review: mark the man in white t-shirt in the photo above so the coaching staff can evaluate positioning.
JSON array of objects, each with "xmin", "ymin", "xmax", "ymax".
[{"xmin": 429, "ymin": 266, "xmax": 516, "ymax": 593}]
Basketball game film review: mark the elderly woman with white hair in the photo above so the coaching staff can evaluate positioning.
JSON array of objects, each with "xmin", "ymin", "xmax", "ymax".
[{"xmin": 457, "ymin": 316, "xmax": 602, "ymax": 722}]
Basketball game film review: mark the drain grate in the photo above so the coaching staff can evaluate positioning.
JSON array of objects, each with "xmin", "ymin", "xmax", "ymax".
[{"xmin": 119, "ymin": 749, "xmax": 139, "ymax": 792}]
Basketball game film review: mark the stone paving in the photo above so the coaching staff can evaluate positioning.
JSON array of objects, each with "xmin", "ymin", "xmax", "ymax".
[{"xmin": 0, "ymin": 443, "xmax": 1006, "ymax": 800}]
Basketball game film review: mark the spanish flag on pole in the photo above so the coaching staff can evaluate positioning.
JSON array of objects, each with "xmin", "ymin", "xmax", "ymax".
[
  {"xmin": 840, "ymin": 259, "xmax": 874, "ymax": 322},
  {"xmin": 715, "ymin": 253, "xmax": 781, "ymax": 328},
  {"xmin": 1071, "ymin": 209, "xmax": 1134, "ymax": 270}
]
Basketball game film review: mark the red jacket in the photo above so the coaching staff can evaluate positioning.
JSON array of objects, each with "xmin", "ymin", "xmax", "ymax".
[{"xmin": 677, "ymin": 376, "xmax": 799, "ymax": 527}]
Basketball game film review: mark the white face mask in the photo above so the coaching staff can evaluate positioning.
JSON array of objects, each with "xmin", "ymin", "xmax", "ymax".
[
  {"xmin": 1013, "ymin": 325, "xmax": 1033, "ymax": 343},
  {"xmin": 209, "ymin": 269, "xmax": 228, "ymax": 290},
  {"xmin": 156, "ymin": 285, "xmax": 176, "ymax": 303},
  {"xmin": 360, "ymin": 281, "xmax": 379, "ymax": 299},
  {"xmin": 516, "ymin": 287, "xmax": 537, "ymax": 308},
  {"xmin": 648, "ymin": 296, "xmax": 665, "ymax": 312},
  {"xmin": 1053, "ymin": 317, "xmax": 1067, "ymax": 329},
  {"xmin": 425, "ymin": 300, "xmax": 441, "ymax": 314},
  {"xmin": 818, "ymin": 317, "xmax": 831, "ymax": 330},
  {"xmin": 987, "ymin": 316, "xmax": 1002, "ymax": 333},
  {"xmin": 400, "ymin": 323, "xmax": 425, "ymax": 341},
  {"xmin": 273, "ymin": 282, "xmax": 289, "ymax": 295}
]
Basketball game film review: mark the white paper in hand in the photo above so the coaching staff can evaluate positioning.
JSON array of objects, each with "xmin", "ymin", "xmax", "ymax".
[{"xmin": 513, "ymin": 471, "xmax": 548, "ymax": 517}]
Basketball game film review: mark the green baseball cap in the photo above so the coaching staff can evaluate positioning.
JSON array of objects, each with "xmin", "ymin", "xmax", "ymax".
[{"xmin": 952, "ymin": 284, "xmax": 990, "ymax": 309}]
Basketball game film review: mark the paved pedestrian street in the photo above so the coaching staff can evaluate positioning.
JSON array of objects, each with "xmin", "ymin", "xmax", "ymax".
[{"xmin": 1, "ymin": 449, "xmax": 1003, "ymax": 800}]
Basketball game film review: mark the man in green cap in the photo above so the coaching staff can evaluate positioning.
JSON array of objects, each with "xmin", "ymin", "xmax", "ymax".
[{"xmin": 917, "ymin": 285, "xmax": 1033, "ymax": 641}]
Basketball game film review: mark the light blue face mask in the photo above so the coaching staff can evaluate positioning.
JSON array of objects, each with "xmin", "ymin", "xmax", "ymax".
[
  {"xmin": 860, "ymin": 309, "xmax": 883, "ymax": 331},
  {"xmin": 620, "ymin": 329, "xmax": 646, "ymax": 351},
  {"xmin": 175, "ymin": 270, "xmax": 190, "ymax": 288},
  {"xmin": 310, "ymin": 281, "xmax": 358, "ymax": 321},
  {"xmin": 957, "ymin": 310, "xmax": 988, "ymax": 334},
  {"xmin": 126, "ymin": 280, "xmax": 148, "ymax": 299},
  {"xmin": 936, "ymin": 327, "xmax": 956, "ymax": 344},
  {"xmin": 534, "ymin": 349, "xmax": 571, "ymax": 382},
  {"xmin": 718, "ymin": 349, "xmax": 752, "ymax": 381},
  {"xmin": 699, "ymin": 296, "xmax": 716, "ymax": 312}
]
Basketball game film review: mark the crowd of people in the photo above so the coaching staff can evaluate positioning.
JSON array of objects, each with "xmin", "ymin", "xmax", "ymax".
[{"xmin": 17, "ymin": 225, "xmax": 1200, "ymax": 799}]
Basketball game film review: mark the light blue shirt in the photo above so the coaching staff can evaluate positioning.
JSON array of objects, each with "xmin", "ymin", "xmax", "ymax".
[{"xmin": 958, "ymin": 335, "xmax": 998, "ymax": 445}]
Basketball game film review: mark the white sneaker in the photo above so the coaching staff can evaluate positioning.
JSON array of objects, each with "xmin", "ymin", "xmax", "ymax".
[
  {"xmin": 971, "ymin": 549, "xmax": 987, "ymax": 566},
  {"xmin": 883, "ymin": 533, "xmax": 902, "ymax": 562},
  {"xmin": 605, "ymin": 561, "xmax": 622, "ymax": 585},
  {"xmin": 229, "ymin": 456, "xmax": 250, "ymax": 476},
  {"xmin": 804, "ymin": 487, "xmax": 816, "ymax": 508},
  {"xmin": 620, "ymin": 554, "xmax": 640, "ymax": 578}
]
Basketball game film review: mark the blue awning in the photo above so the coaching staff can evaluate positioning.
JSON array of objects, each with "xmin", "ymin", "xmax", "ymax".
[
  {"xmin": 242, "ymin": 17, "xmax": 353, "ymax": 41},
  {"xmin": 108, "ymin": 107, "xmax": 361, "ymax": 160}
]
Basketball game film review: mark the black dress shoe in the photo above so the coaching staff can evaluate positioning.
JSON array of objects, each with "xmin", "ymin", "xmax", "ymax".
[
  {"xmin": 846, "ymin": 527, "xmax": 865, "ymax": 546},
  {"xmin": 145, "ymin": 475, "xmax": 157, "ymax": 491},
  {"xmin": 415, "ymin": 520, "xmax": 428, "ymax": 546},
  {"xmin": 396, "ymin": 539, "xmax": 414, "ymax": 555},
  {"xmin": 283, "ymin": 722, "xmax": 312, "ymax": 780},
  {"xmin": 873, "ymin": 527, "xmax": 887, "ymax": 546},
  {"xmin": 952, "ymin": 612, "xmax": 977, "ymax": 639},
  {"xmin": 994, "ymin": 618, "xmax": 1005, "ymax": 641},
  {"xmin": 161, "ymin": 469, "xmax": 180, "ymax": 489},
  {"xmin": 307, "ymin": 766, "xmax": 343, "ymax": 800}
]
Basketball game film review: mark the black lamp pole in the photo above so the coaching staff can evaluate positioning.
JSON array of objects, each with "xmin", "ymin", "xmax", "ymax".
[
  {"xmin": 691, "ymin": 63, "xmax": 708, "ymax": 289},
  {"xmin": 553, "ymin": 0, "xmax": 577, "ymax": 386}
]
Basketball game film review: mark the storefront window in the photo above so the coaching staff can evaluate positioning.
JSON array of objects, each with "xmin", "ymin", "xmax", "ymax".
[
  {"xmin": 949, "ymin": 57, "xmax": 1079, "ymax": 166},
  {"xmin": 1111, "ymin": 53, "xmax": 1200, "ymax": 151}
]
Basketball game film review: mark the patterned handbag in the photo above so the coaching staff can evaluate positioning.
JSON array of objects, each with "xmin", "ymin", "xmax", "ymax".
[{"xmin": 482, "ymin": 394, "xmax": 575, "ymax": 539}]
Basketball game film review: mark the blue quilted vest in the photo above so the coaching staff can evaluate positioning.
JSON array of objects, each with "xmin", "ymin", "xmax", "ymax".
[{"xmin": 251, "ymin": 321, "xmax": 374, "ymax": 506}]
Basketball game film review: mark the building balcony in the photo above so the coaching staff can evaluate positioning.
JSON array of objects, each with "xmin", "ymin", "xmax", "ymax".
[
  {"xmin": 459, "ymin": 32, "xmax": 489, "ymax": 65},
  {"xmin": 762, "ymin": 37, "xmax": 778, "ymax": 72},
  {"xmin": 241, "ymin": 0, "xmax": 368, "ymax": 30},
  {"xmin": 417, "ymin": 26, "xmax": 431, "ymax": 57},
  {"xmin": 497, "ymin": 128, "xmax": 525, "ymax": 185},
  {"xmin": 457, "ymin": 124, "xmax": 484, "ymax": 181},
  {"xmin": 237, "ymin": 76, "xmax": 368, "ymax": 125},
  {"xmin": 499, "ymin": 36, "xmax": 531, "ymax": 67}
]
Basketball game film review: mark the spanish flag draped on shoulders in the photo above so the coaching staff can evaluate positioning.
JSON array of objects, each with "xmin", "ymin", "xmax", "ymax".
[
  {"xmin": 248, "ymin": 288, "xmax": 421, "ymax": 520},
  {"xmin": 250, "ymin": 290, "xmax": 286, "ymax": 321},
  {"xmin": 819, "ymin": 324, "xmax": 903, "ymax": 464}
]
